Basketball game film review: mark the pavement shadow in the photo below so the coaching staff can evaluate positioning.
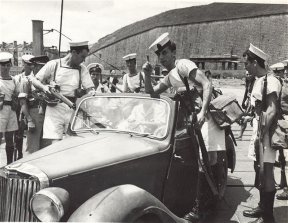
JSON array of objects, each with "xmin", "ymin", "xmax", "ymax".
[
  {"xmin": 274, "ymin": 206, "xmax": 288, "ymax": 223},
  {"xmin": 202, "ymin": 176, "xmax": 251, "ymax": 223}
]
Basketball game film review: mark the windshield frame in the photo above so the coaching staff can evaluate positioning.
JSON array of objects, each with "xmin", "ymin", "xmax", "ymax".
[{"xmin": 71, "ymin": 95, "xmax": 172, "ymax": 139}]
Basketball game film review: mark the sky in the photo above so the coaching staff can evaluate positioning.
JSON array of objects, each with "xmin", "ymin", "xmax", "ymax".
[{"xmin": 1, "ymin": 0, "xmax": 287, "ymax": 51}]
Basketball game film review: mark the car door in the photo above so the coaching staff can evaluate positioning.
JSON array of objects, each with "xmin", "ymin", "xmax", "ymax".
[{"xmin": 162, "ymin": 103, "xmax": 198, "ymax": 216}]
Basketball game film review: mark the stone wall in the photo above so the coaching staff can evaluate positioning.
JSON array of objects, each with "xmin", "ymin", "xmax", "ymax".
[{"xmin": 86, "ymin": 14, "xmax": 288, "ymax": 71}]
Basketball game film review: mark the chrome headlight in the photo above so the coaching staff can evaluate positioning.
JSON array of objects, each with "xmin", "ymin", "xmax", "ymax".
[{"xmin": 30, "ymin": 187, "xmax": 69, "ymax": 222}]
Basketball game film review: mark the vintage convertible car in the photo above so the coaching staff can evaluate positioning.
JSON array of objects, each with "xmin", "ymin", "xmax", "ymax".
[{"xmin": 0, "ymin": 93, "xmax": 236, "ymax": 222}]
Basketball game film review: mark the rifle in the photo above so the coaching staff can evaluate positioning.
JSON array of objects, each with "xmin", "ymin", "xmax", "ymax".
[
  {"xmin": 105, "ymin": 79, "xmax": 123, "ymax": 93},
  {"xmin": 179, "ymin": 77, "xmax": 219, "ymax": 196},
  {"xmin": 279, "ymin": 149, "xmax": 288, "ymax": 188},
  {"xmin": 257, "ymin": 74, "xmax": 268, "ymax": 189},
  {"xmin": 48, "ymin": 87, "xmax": 76, "ymax": 109}
]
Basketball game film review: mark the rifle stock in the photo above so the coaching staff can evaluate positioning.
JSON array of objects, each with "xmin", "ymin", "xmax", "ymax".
[
  {"xmin": 49, "ymin": 87, "xmax": 76, "ymax": 110},
  {"xmin": 257, "ymin": 74, "xmax": 268, "ymax": 189}
]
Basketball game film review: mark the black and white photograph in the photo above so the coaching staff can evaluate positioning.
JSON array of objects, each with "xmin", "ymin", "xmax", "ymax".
[{"xmin": 0, "ymin": 0, "xmax": 287, "ymax": 222}]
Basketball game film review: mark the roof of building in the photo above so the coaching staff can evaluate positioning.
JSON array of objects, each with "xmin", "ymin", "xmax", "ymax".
[{"xmin": 90, "ymin": 2, "xmax": 288, "ymax": 53}]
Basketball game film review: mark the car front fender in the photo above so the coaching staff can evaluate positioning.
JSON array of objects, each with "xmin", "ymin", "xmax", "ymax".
[{"xmin": 68, "ymin": 184, "xmax": 187, "ymax": 223}]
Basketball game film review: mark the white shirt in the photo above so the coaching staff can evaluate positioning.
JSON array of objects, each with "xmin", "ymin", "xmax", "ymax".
[
  {"xmin": 161, "ymin": 59, "xmax": 200, "ymax": 92},
  {"xmin": 0, "ymin": 77, "xmax": 18, "ymax": 101},
  {"xmin": 36, "ymin": 59, "xmax": 94, "ymax": 97},
  {"xmin": 251, "ymin": 72, "xmax": 281, "ymax": 107},
  {"xmin": 123, "ymin": 72, "xmax": 144, "ymax": 92}
]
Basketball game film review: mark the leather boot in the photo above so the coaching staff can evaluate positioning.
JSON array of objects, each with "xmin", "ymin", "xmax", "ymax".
[
  {"xmin": 243, "ymin": 190, "xmax": 263, "ymax": 218},
  {"xmin": 14, "ymin": 130, "xmax": 23, "ymax": 160},
  {"xmin": 262, "ymin": 190, "xmax": 276, "ymax": 223},
  {"xmin": 5, "ymin": 145, "xmax": 14, "ymax": 165},
  {"xmin": 248, "ymin": 191, "xmax": 276, "ymax": 223},
  {"xmin": 183, "ymin": 172, "xmax": 214, "ymax": 223},
  {"xmin": 276, "ymin": 187, "xmax": 288, "ymax": 200}
]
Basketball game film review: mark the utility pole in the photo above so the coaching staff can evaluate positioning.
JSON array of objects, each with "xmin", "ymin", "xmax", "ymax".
[{"xmin": 32, "ymin": 20, "xmax": 44, "ymax": 56}]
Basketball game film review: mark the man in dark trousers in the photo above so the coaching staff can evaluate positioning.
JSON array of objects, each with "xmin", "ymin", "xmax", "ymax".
[
  {"xmin": 242, "ymin": 44, "xmax": 281, "ymax": 223},
  {"xmin": 143, "ymin": 32, "xmax": 226, "ymax": 222}
]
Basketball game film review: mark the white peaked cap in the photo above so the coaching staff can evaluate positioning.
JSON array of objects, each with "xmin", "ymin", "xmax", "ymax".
[
  {"xmin": 0, "ymin": 52, "xmax": 13, "ymax": 63},
  {"xmin": 248, "ymin": 43, "xmax": 268, "ymax": 61},
  {"xmin": 149, "ymin": 32, "xmax": 170, "ymax": 53},
  {"xmin": 69, "ymin": 41, "xmax": 89, "ymax": 47},
  {"xmin": 87, "ymin": 63, "xmax": 104, "ymax": 72},
  {"xmin": 270, "ymin": 62, "xmax": 285, "ymax": 71},
  {"xmin": 281, "ymin": 59, "xmax": 288, "ymax": 67},
  {"xmin": 22, "ymin": 54, "xmax": 35, "ymax": 63},
  {"xmin": 123, "ymin": 53, "xmax": 137, "ymax": 61}
]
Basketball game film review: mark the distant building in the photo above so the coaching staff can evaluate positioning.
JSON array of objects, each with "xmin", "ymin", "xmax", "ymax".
[
  {"xmin": 0, "ymin": 41, "xmax": 33, "ymax": 67},
  {"xmin": 87, "ymin": 2, "xmax": 288, "ymax": 72},
  {"xmin": 0, "ymin": 42, "xmax": 69, "ymax": 70}
]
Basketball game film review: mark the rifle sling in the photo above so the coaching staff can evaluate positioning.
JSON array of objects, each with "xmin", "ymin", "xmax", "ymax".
[
  {"xmin": 258, "ymin": 73, "xmax": 268, "ymax": 189},
  {"xmin": 180, "ymin": 75, "xmax": 218, "ymax": 195}
]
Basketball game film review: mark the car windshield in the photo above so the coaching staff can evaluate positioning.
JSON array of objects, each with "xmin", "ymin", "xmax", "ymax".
[{"xmin": 71, "ymin": 96, "xmax": 170, "ymax": 138}]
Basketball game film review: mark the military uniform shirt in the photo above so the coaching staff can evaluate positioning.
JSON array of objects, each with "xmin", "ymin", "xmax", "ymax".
[{"xmin": 36, "ymin": 60, "xmax": 94, "ymax": 97}]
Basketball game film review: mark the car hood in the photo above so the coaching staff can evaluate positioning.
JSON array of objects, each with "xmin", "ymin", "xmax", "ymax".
[{"xmin": 14, "ymin": 132, "xmax": 169, "ymax": 180}]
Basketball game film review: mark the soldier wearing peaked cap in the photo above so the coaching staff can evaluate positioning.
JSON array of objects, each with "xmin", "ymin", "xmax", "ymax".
[
  {"xmin": 122, "ymin": 53, "xmax": 145, "ymax": 93},
  {"xmin": 143, "ymin": 33, "xmax": 226, "ymax": 222},
  {"xmin": 270, "ymin": 62, "xmax": 285, "ymax": 79},
  {"xmin": 31, "ymin": 41, "xmax": 95, "ymax": 144},
  {"xmin": 18, "ymin": 55, "xmax": 50, "ymax": 154},
  {"xmin": 87, "ymin": 63, "xmax": 110, "ymax": 93},
  {"xmin": 270, "ymin": 60, "xmax": 288, "ymax": 202},
  {"xmin": 12, "ymin": 54, "xmax": 36, "ymax": 160},
  {"xmin": 242, "ymin": 44, "xmax": 281, "ymax": 223},
  {"xmin": 0, "ymin": 52, "xmax": 19, "ymax": 164}
]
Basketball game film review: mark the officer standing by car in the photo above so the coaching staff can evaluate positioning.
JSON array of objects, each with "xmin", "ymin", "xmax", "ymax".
[
  {"xmin": 13, "ymin": 54, "xmax": 35, "ymax": 159},
  {"xmin": 242, "ymin": 44, "xmax": 281, "ymax": 223},
  {"xmin": 87, "ymin": 63, "xmax": 110, "ymax": 93},
  {"xmin": 143, "ymin": 33, "xmax": 226, "ymax": 222},
  {"xmin": 31, "ymin": 41, "xmax": 95, "ymax": 144},
  {"xmin": 18, "ymin": 55, "xmax": 49, "ymax": 154},
  {"xmin": 122, "ymin": 53, "xmax": 145, "ymax": 93},
  {"xmin": 0, "ymin": 52, "xmax": 19, "ymax": 164}
]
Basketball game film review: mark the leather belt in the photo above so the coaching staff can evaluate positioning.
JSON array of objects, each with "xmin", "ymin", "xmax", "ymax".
[{"xmin": 3, "ymin": 101, "xmax": 12, "ymax": 106}]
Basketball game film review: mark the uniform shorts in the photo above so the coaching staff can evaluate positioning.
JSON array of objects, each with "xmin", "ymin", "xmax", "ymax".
[
  {"xmin": 43, "ymin": 103, "xmax": 73, "ymax": 140},
  {"xmin": 247, "ymin": 118, "xmax": 276, "ymax": 163},
  {"xmin": 0, "ymin": 105, "xmax": 18, "ymax": 132},
  {"xmin": 201, "ymin": 112, "xmax": 226, "ymax": 152}
]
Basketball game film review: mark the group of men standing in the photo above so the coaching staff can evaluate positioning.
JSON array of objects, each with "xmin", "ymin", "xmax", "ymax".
[{"xmin": 0, "ymin": 33, "xmax": 287, "ymax": 223}]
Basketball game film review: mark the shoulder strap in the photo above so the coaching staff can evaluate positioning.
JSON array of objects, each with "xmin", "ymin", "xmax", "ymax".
[
  {"xmin": 177, "ymin": 72, "xmax": 196, "ymax": 113},
  {"xmin": 53, "ymin": 61, "xmax": 58, "ymax": 82},
  {"xmin": 261, "ymin": 73, "xmax": 268, "ymax": 110},
  {"xmin": 278, "ymin": 78, "xmax": 284, "ymax": 119}
]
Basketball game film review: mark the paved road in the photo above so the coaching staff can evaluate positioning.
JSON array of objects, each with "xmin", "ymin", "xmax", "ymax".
[{"xmin": 0, "ymin": 86, "xmax": 287, "ymax": 222}]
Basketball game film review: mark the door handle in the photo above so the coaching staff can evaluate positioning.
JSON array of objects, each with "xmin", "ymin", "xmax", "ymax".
[{"xmin": 174, "ymin": 154, "xmax": 184, "ymax": 163}]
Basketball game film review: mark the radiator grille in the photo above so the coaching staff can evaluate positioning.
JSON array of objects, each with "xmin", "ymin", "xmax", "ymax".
[{"xmin": 0, "ymin": 176, "xmax": 40, "ymax": 222}]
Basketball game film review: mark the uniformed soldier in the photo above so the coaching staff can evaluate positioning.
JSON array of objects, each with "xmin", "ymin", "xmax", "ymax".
[
  {"xmin": 0, "ymin": 52, "xmax": 19, "ymax": 164},
  {"xmin": 18, "ymin": 55, "xmax": 49, "ymax": 154},
  {"xmin": 13, "ymin": 54, "xmax": 35, "ymax": 159},
  {"xmin": 270, "ymin": 62, "xmax": 285, "ymax": 79},
  {"xmin": 31, "ymin": 41, "xmax": 95, "ymax": 144},
  {"xmin": 122, "ymin": 53, "xmax": 145, "ymax": 93},
  {"xmin": 270, "ymin": 61, "xmax": 288, "ymax": 201},
  {"xmin": 242, "ymin": 44, "xmax": 281, "ymax": 223},
  {"xmin": 87, "ymin": 63, "xmax": 110, "ymax": 93},
  {"xmin": 143, "ymin": 33, "xmax": 226, "ymax": 222}
]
